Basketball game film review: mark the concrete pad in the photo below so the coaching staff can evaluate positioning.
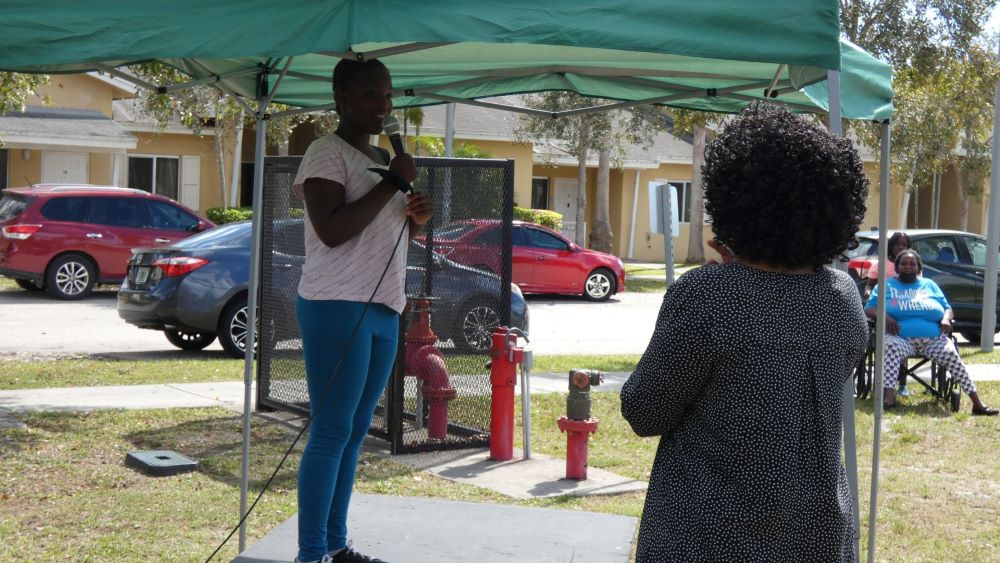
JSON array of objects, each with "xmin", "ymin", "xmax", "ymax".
[
  {"xmin": 391, "ymin": 448, "xmax": 647, "ymax": 500},
  {"xmin": 231, "ymin": 493, "xmax": 637, "ymax": 563}
]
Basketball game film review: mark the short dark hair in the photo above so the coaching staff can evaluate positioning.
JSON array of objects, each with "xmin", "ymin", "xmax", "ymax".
[
  {"xmin": 894, "ymin": 249, "xmax": 923, "ymax": 273},
  {"xmin": 331, "ymin": 58, "xmax": 388, "ymax": 113},
  {"xmin": 887, "ymin": 231, "xmax": 912, "ymax": 260},
  {"xmin": 703, "ymin": 104, "xmax": 869, "ymax": 269}
]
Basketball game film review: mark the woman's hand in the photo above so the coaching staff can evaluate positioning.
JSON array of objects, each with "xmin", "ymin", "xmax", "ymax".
[
  {"xmin": 885, "ymin": 316, "xmax": 900, "ymax": 336},
  {"xmin": 940, "ymin": 319, "xmax": 953, "ymax": 336},
  {"xmin": 706, "ymin": 238, "xmax": 735, "ymax": 264},
  {"xmin": 389, "ymin": 153, "xmax": 417, "ymax": 184},
  {"xmin": 407, "ymin": 192, "xmax": 433, "ymax": 227}
]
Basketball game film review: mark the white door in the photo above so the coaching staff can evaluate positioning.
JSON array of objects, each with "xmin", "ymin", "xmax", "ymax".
[
  {"xmin": 180, "ymin": 155, "xmax": 201, "ymax": 210},
  {"xmin": 553, "ymin": 178, "xmax": 585, "ymax": 241},
  {"xmin": 41, "ymin": 151, "xmax": 89, "ymax": 184}
]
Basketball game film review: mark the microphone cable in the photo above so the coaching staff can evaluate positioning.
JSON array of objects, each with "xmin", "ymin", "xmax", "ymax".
[{"xmin": 205, "ymin": 216, "xmax": 410, "ymax": 562}]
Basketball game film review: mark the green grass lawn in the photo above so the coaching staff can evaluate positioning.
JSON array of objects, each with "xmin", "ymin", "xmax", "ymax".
[{"xmin": 1, "ymin": 384, "xmax": 997, "ymax": 561}]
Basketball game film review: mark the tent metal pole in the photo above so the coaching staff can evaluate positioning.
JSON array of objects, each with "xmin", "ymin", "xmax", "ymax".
[
  {"xmin": 238, "ymin": 92, "xmax": 269, "ymax": 553},
  {"xmin": 764, "ymin": 64, "xmax": 785, "ymax": 98},
  {"xmin": 160, "ymin": 68, "xmax": 262, "ymax": 93},
  {"xmin": 319, "ymin": 41, "xmax": 456, "ymax": 61},
  {"xmin": 826, "ymin": 68, "xmax": 861, "ymax": 563},
  {"xmin": 554, "ymin": 81, "xmax": 775, "ymax": 118},
  {"xmin": 92, "ymin": 63, "xmax": 159, "ymax": 91},
  {"xmin": 979, "ymin": 37, "xmax": 1000, "ymax": 350},
  {"xmin": 867, "ymin": 120, "xmax": 891, "ymax": 563}
]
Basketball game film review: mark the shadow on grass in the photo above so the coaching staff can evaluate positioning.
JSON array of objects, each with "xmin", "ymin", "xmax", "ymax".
[
  {"xmin": 853, "ymin": 393, "xmax": 956, "ymax": 418},
  {"xmin": 123, "ymin": 413, "xmax": 303, "ymax": 491}
]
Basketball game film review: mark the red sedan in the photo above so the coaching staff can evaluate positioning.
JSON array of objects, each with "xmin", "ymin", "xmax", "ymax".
[{"xmin": 428, "ymin": 219, "xmax": 626, "ymax": 301}]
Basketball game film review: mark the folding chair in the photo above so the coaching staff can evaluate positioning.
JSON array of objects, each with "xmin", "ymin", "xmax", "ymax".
[{"xmin": 854, "ymin": 319, "xmax": 962, "ymax": 412}]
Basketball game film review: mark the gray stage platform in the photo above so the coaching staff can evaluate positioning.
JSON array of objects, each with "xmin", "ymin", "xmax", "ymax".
[{"xmin": 232, "ymin": 494, "xmax": 637, "ymax": 562}]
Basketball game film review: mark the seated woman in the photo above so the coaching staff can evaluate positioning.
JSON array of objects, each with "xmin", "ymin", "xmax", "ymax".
[
  {"xmin": 864, "ymin": 231, "xmax": 914, "ymax": 396},
  {"xmin": 865, "ymin": 249, "xmax": 997, "ymax": 415}
]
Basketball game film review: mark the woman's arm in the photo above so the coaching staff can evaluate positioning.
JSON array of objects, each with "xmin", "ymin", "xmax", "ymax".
[
  {"xmin": 864, "ymin": 306, "xmax": 899, "ymax": 336},
  {"xmin": 303, "ymin": 154, "xmax": 417, "ymax": 248},
  {"xmin": 621, "ymin": 276, "xmax": 716, "ymax": 437}
]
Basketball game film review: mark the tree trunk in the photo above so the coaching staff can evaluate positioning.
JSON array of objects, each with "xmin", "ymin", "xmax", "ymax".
[
  {"xmin": 575, "ymin": 144, "xmax": 589, "ymax": 247},
  {"xmin": 591, "ymin": 147, "xmax": 613, "ymax": 253},
  {"xmin": 900, "ymin": 185, "xmax": 912, "ymax": 230},
  {"xmin": 214, "ymin": 103, "xmax": 228, "ymax": 210},
  {"xmin": 685, "ymin": 126, "xmax": 707, "ymax": 263},
  {"xmin": 574, "ymin": 121, "xmax": 590, "ymax": 247},
  {"xmin": 957, "ymin": 166, "xmax": 971, "ymax": 231},
  {"xmin": 228, "ymin": 107, "xmax": 244, "ymax": 208}
]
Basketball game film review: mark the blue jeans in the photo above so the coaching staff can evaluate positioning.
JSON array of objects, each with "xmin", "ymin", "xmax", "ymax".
[{"xmin": 296, "ymin": 297, "xmax": 398, "ymax": 561}]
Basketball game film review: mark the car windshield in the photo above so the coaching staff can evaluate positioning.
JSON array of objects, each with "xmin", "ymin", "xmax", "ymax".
[
  {"xmin": 174, "ymin": 222, "xmax": 249, "ymax": 249},
  {"xmin": 845, "ymin": 237, "xmax": 877, "ymax": 259}
]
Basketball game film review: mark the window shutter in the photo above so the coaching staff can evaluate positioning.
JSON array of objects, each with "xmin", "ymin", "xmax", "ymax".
[{"xmin": 180, "ymin": 156, "xmax": 201, "ymax": 210}]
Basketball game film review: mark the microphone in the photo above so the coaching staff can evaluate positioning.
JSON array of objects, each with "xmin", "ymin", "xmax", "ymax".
[
  {"xmin": 383, "ymin": 115, "xmax": 406, "ymax": 157},
  {"xmin": 369, "ymin": 115, "xmax": 412, "ymax": 193}
]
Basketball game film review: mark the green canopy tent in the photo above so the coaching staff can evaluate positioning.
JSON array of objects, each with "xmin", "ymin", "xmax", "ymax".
[{"xmin": 0, "ymin": 1, "xmax": 895, "ymax": 560}]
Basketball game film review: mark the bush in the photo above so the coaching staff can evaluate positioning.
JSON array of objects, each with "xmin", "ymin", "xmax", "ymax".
[
  {"xmin": 206, "ymin": 207, "xmax": 254, "ymax": 224},
  {"xmin": 205, "ymin": 207, "xmax": 305, "ymax": 225},
  {"xmin": 513, "ymin": 207, "xmax": 563, "ymax": 231}
]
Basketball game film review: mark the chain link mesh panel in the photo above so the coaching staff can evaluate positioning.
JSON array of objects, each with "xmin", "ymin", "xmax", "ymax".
[{"xmin": 256, "ymin": 156, "xmax": 515, "ymax": 454}]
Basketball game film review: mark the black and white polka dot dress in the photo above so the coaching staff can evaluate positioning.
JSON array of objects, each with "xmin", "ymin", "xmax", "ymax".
[{"xmin": 621, "ymin": 262, "xmax": 868, "ymax": 563}]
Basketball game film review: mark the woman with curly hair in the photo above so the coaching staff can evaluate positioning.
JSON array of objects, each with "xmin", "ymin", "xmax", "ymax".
[{"xmin": 622, "ymin": 104, "xmax": 870, "ymax": 562}]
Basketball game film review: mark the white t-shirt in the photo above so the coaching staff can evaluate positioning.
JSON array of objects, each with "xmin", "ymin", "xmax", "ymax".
[{"xmin": 292, "ymin": 134, "xmax": 409, "ymax": 313}]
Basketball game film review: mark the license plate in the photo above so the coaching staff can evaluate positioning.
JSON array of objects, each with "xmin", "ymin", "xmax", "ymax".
[{"xmin": 134, "ymin": 266, "xmax": 150, "ymax": 284}]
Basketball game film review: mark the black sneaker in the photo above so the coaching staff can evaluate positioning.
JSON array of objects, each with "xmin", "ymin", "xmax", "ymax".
[{"xmin": 331, "ymin": 545, "xmax": 387, "ymax": 563}]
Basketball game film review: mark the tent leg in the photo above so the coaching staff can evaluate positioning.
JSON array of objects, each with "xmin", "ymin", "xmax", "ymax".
[
  {"xmin": 826, "ymin": 68, "xmax": 861, "ymax": 563},
  {"xmin": 867, "ymin": 120, "xmax": 892, "ymax": 563},
  {"xmin": 238, "ymin": 95, "xmax": 268, "ymax": 552},
  {"xmin": 980, "ymin": 54, "xmax": 1000, "ymax": 351}
]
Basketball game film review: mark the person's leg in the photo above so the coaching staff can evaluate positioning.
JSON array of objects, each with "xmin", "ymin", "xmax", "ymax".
[
  {"xmin": 296, "ymin": 298, "xmax": 376, "ymax": 563},
  {"xmin": 883, "ymin": 335, "xmax": 913, "ymax": 407},
  {"xmin": 326, "ymin": 304, "xmax": 399, "ymax": 553},
  {"xmin": 918, "ymin": 336, "xmax": 996, "ymax": 414}
]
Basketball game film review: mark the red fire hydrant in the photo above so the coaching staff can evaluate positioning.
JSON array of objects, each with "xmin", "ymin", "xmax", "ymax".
[
  {"xmin": 404, "ymin": 299, "xmax": 456, "ymax": 440},
  {"xmin": 557, "ymin": 369, "xmax": 603, "ymax": 480},
  {"xmin": 489, "ymin": 326, "xmax": 525, "ymax": 461}
]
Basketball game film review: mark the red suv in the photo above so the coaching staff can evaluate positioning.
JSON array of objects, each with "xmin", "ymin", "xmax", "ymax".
[{"xmin": 0, "ymin": 185, "xmax": 214, "ymax": 299}]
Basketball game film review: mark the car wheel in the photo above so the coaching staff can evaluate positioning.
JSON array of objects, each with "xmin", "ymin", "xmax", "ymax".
[
  {"xmin": 453, "ymin": 298, "xmax": 501, "ymax": 353},
  {"xmin": 45, "ymin": 254, "xmax": 96, "ymax": 300},
  {"xmin": 218, "ymin": 295, "xmax": 252, "ymax": 358},
  {"xmin": 14, "ymin": 278, "xmax": 43, "ymax": 292},
  {"xmin": 583, "ymin": 268, "xmax": 616, "ymax": 302},
  {"xmin": 164, "ymin": 329, "xmax": 217, "ymax": 351}
]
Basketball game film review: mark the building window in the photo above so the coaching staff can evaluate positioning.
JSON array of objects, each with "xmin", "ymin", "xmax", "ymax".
[
  {"xmin": 667, "ymin": 181, "xmax": 692, "ymax": 223},
  {"xmin": 128, "ymin": 156, "xmax": 180, "ymax": 201},
  {"xmin": 0, "ymin": 149, "xmax": 8, "ymax": 191},
  {"xmin": 531, "ymin": 177, "xmax": 549, "ymax": 209}
]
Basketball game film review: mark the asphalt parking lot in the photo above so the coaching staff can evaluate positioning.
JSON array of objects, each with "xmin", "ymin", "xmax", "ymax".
[{"xmin": 0, "ymin": 286, "xmax": 663, "ymax": 359}]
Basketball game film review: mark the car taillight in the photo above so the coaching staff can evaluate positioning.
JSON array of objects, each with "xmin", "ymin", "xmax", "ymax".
[
  {"xmin": 1, "ymin": 224, "xmax": 42, "ymax": 240},
  {"xmin": 152, "ymin": 256, "xmax": 210, "ymax": 277}
]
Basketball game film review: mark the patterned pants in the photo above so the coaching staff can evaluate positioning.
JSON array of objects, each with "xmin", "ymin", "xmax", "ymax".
[{"xmin": 883, "ymin": 335, "xmax": 976, "ymax": 395}]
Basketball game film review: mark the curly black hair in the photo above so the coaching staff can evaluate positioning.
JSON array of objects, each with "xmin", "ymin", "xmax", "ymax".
[{"xmin": 703, "ymin": 104, "xmax": 869, "ymax": 269}]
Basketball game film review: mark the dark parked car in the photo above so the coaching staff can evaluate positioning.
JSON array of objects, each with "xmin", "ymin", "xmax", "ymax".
[
  {"xmin": 424, "ymin": 219, "xmax": 627, "ymax": 301},
  {"xmin": 0, "ymin": 184, "xmax": 213, "ymax": 299},
  {"xmin": 850, "ymin": 229, "xmax": 1000, "ymax": 342},
  {"xmin": 117, "ymin": 220, "xmax": 529, "ymax": 357}
]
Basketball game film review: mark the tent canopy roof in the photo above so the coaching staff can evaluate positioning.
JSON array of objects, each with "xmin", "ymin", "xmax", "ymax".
[{"xmin": 0, "ymin": 0, "xmax": 891, "ymax": 119}]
